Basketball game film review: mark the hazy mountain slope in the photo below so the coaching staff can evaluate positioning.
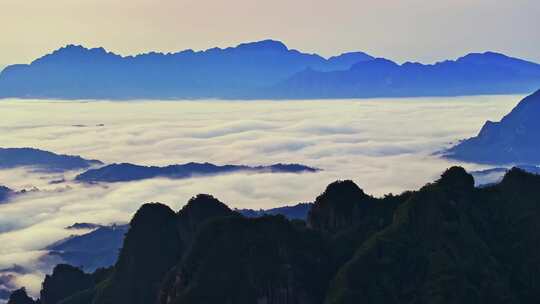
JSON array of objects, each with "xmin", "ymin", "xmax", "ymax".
[
  {"xmin": 238, "ymin": 202, "xmax": 313, "ymax": 220},
  {"xmin": 445, "ymin": 89, "xmax": 540, "ymax": 164},
  {"xmin": 325, "ymin": 168, "xmax": 513, "ymax": 304},
  {"xmin": 47, "ymin": 225, "xmax": 129, "ymax": 272},
  {"xmin": 270, "ymin": 53, "xmax": 540, "ymax": 98}
]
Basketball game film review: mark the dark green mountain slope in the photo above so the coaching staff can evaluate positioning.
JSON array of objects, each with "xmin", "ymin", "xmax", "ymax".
[
  {"xmin": 11, "ymin": 167, "xmax": 540, "ymax": 304},
  {"xmin": 159, "ymin": 216, "xmax": 332, "ymax": 304},
  {"xmin": 325, "ymin": 168, "xmax": 516, "ymax": 304}
]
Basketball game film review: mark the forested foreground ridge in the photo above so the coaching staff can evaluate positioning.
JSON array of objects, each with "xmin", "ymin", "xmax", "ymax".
[{"xmin": 9, "ymin": 166, "xmax": 540, "ymax": 304}]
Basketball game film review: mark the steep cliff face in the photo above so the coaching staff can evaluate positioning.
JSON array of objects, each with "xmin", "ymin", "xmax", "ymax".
[
  {"xmin": 46, "ymin": 225, "xmax": 128, "ymax": 272},
  {"xmin": 446, "ymin": 89, "xmax": 540, "ymax": 164},
  {"xmin": 92, "ymin": 203, "xmax": 181, "ymax": 304},
  {"xmin": 159, "ymin": 216, "xmax": 332, "ymax": 304}
]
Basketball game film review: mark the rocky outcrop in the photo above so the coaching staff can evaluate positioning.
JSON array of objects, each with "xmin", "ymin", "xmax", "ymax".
[
  {"xmin": 307, "ymin": 180, "xmax": 376, "ymax": 233},
  {"xmin": 46, "ymin": 225, "xmax": 128, "ymax": 272},
  {"xmin": 7, "ymin": 288, "xmax": 37, "ymax": 304},
  {"xmin": 175, "ymin": 194, "xmax": 237, "ymax": 244},
  {"xmin": 40, "ymin": 265, "xmax": 92, "ymax": 304}
]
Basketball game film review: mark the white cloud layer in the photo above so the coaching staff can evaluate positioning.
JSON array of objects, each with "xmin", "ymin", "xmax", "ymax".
[{"xmin": 0, "ymin": 95, "xmax": 522, "ymax": 298}]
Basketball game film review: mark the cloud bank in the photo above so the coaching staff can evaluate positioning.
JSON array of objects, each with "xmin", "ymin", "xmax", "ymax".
[{"xmin": 0, "ymin": 95, "xmax": 521, "ymax": 298}]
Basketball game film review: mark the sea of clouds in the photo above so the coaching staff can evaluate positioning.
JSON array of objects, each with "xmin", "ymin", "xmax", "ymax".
[{"xmin": 0, "ymin": 95, "xmax": 521, "ymax": 298}]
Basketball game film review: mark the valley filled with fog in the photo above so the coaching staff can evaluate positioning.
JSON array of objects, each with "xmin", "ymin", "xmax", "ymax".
[{"xmin": 0, "ymin": 95, "xmax": 521, "ymax": 296}]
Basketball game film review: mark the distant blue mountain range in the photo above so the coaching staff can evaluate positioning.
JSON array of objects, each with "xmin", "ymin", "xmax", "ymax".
[
  {"xmin": 0, "ymin": 40, "xmax": 372, "ymax": 99},
  {"xmin": 0, "ymin": 147, "xmax": 319, "ymax": 187},
  {"xmin": 1, "ymin": 40, "xmax": 539, "ymax": 99},
  {"xmin": 0, "ymin": 148, "xmax": 103, "ymax": 172}
]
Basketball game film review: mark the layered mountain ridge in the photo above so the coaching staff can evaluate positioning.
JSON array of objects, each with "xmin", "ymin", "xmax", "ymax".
[
  {"xmin": 269, "ymin": 53, "xmax": 540, "ymax": 98},
  {"xmin": 1, "ymin": 40, "xmax": 539, "ymax": 99}
]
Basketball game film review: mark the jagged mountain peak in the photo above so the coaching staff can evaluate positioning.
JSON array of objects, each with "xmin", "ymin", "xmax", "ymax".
[
  {"xmin": 178, "ymin": 194, "xmax": 233, "ymax": 218},
  {"xmin": 320, "ymin": 179, "xmax": 366, "ymax": 198},
  {"xmin": 307, "ymin": 180, "xmax": 373, "ymax": 232}
]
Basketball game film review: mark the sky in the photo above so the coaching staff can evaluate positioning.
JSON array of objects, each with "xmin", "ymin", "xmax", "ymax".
[{"xmin": 1, "ymin": 0, "xmax": 539, "ymax": 67}]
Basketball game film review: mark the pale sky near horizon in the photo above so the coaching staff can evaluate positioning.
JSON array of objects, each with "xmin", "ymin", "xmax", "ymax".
[{"xmin": 1, "ymin": 0, "xmax": 539, "ymax": 67}]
